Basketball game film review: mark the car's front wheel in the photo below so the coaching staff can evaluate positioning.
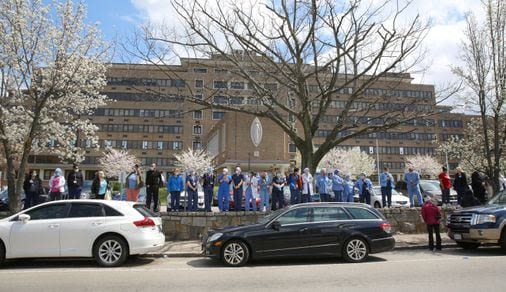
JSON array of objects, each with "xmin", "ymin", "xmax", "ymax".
[
  {"xmin": 457, "ymin": 242, "xmax": 480, "ymax": 250},
  {"xmin": 221, "ymin": 240, "xmax": 249, "ymax": 267},
  {"xmin": 342, "ymin": 237, "xmax": 369, "ymax": 263},
  {"xmin": 94, "ymin": 235, "xmax": 128, "ymax": 267}
]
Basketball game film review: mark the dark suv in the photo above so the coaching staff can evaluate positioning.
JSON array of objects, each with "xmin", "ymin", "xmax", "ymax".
[
  {"xmin": 202, "ymin": 202, "xmax": 395, "ymax": 266},
  {"xmin": 447, "ymin": 191, "xmax": 506, "ymax": 250}
]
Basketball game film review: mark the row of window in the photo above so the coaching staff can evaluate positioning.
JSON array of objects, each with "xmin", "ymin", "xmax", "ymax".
[
  {"xmin": 100, "ymin": 140, "xmax": 183, "ymax": 150},
  {"xmin": 82, "ymin": 156, "xmax": 179, "ymax": 167},
  {"xmin": 318, "ymin": 100, "xmax": 434, "ymax": 113},
  {"xmin": 94, "ymin": 108, "xmax": 184, "ymax": 118},
  {"xmin": 103, "ymin": 92, "xmax": 185, "ymax": 103},
  {"xmin": 440, "ymin": 134, "xmax": 465, "ymax": 141},
  {"xmin": 96, "ymin": 124, "xmax": 184, "ymax": 134},
  {"xmin": 359, "ymin": 146, "xmax": 436, "ymax": 156},
  {"xmin": 438, "ymin": 119, "xmax": 463, "ymax": 128},
  {"xmin": 211, "ymin": 80, "xmax": 278, "ymax": 91},
  {"xmin": 306, "ymin": 86, "xmax": 433, "ymax": 99},
  {"xmin": 106, "ymin": 77, "xmax": 186, "ymax": 88},
  {"xmin": 356, "ymin": 132, "xmax": 437, "ymax": 141}
]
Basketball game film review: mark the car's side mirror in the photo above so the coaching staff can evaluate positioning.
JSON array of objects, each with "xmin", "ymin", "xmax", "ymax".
[
  {"xmin": 18, "ymin": 214, "xmax": 30, "ymax": 223},
  {"xmin": 271, "ymin": 221, "xmax": 281, "ymax": 231}
]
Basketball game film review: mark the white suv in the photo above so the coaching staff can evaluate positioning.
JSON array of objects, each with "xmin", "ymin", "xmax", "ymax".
[{"xmin": 0, "ymin": 200, "xmax": 165, "ymax": 267}]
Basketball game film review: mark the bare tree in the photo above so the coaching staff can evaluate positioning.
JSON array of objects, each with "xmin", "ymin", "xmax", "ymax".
[
  {"xmin": 127, "ymin": 0, "xmax": 441, "ymax": 173},
  {"xmin": 451, "ymin": 0, "xmax": 506, "ymax": 193}
]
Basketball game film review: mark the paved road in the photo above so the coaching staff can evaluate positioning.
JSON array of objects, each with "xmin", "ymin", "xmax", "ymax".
[{"xmin": 0, "ymin": 248, "xmax": 504, "ymax": 292}]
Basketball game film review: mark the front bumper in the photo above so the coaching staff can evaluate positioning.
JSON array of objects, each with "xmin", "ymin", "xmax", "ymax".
[
  {"xmin": 202, "ymin": 240, "xmax": 221, "ymax": 258},
  {"xmin": 448, "ymin": 227, "xmax": 501, "ymax": 244}
]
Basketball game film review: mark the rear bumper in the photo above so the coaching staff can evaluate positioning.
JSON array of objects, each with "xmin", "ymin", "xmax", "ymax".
[
  {"xmin": 129, "ymin": 232, "xmax": 166, "ymax": 255},
  {"xmin": 370, "ymin": 237, "xmax": 395, "ymax": 253}
]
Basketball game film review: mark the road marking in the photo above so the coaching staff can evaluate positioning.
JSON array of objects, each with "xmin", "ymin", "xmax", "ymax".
[{"xmin": 0, "ymin": 254, "xmax": 504, "ymax": 275}]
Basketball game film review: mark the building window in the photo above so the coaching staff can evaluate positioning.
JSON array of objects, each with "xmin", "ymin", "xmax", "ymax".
[
  {"xmin": 142, "ymin": 141, "xmax": 148, "ymax": 150},
  {"xmin": 193, "ymin": 68, "xmax": 207, "ymax": 73},
  {"xmin": 157, "ymin": 141, "xmax": 164, "ymax": 150},
  {"xmin": 193, "ymin": 110, "xmax": 203, "ymax": 120},
  {"xmin": 194, "ymin": 94, "xmax": 203, "ymax": 100},
  {"xmin": 213, "ymin": 95, "xmax": 228, "ymax": 104},
  {"xmin": 121, "ymin": 140, "xmax": 128, "ymax": 149},
  {"xmin": 214, "ymin": 80, "xmax": 228, "ymax": 89},
  {"xmin": 212, "ymin": 111, "xmax": 225, "ymax": 120},
  {"xmin": 193, "ymin": 125, "xmax": 202, "ymax": 135},
  {"xmin": 288, "ymin": 144, "xmax": 297, "ymax": 153},
  {"xmin": 104, "ymin": 140, "xmax": 112, "ymax": 148},
  {"xmin": 230, "ymin": 81, "xmax": 245, "ymax": 90},
  {"xmin": 195, "ymin": 79, "xmax": 204, "ymax": 88},
  {"xmin": 169, "ymin": 141, "xmax": 183, "ymax": 150},
  {"xmin": 193, "ymin": 141, "xmax": 202, "ymax": 150}
]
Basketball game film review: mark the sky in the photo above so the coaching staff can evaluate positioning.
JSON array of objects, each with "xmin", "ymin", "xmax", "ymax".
[{"xmin": 83, "ymin": 0, "xmax": 486, "ymax": 95}]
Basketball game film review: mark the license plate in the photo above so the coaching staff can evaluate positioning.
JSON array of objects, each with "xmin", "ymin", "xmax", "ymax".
[{"xmin": 454, "ymin": 233, "xmax": 462, "ymax": 240}]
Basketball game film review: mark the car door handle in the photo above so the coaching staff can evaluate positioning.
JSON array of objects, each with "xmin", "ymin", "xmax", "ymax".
[
  {"xmin": 92, "ymin": 221, "xmax": 103, "ymax": 226},
  {"xmin": 299, "ymin": 227, "xmax": 309, "ymax": 233},
  {"xmin": 48, "ymin": 224, "xmax": 60, "ymax": 229}
]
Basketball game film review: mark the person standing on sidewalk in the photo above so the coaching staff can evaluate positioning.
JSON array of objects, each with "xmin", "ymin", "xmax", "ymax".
[
  {"xmin": 125, "ymin": 164, "xmax": 143, "ymax": 202},
  {"xmin": 404, "ymin": 167, "xmax": 423, "ymax": 207},
  {"xmin": 258, "ymin": 172, "xmax": 271, "ymax": 212},
  {"xmin": 231, "ymin": 167, "xmax": 244, "ymax": 211},
  {"xmin": 316, "ymin": 168, "xmax": 331, "ymax": 202},
  {"xmin": 438, "ymin": 166, "xmax": 452, "ymax": 207},
  {"xmin": 271, "ymin": 171, "xmax": 286, "ymax": 211},
  {"xmin": 288, "ymin": 168, "xmax": 303, "ymax": 205},
  {"xmin": 380, "ymin": 167, "xmax": 395, "ymax": 208},
  {"xmin": 168, "ymin": 168, "xmax": 184, "ymax": 212},
  {"xmin": 186, "ymin": 170, "xmax": 199, "ymax": 212},
  {"xmin": 355, "ymin": 173, "xmax": 373, "ymax": 205},
  {"xmin": 146, "ymin": 163, "xmax": 163, "ymax": 212},
  {"xmin": 67, "ymin": 164, "xmax": 83, "ymax": 200},
  {"xmin": 217, "ymin": 168, "xmax": 232, "ymax": 212},
  {"xmin": 49, "ymin": 168, "xmax": 66, "ymax": 201},
  {"xmin": 302, "ymin": 168, "xmax": 314, "ymax": 203},
  {"xmin": 23, "ymin": 170, "xmax": 43, "ymax": 209},
  {"xmin": 421, "ymin": 197, "xmax": 442, "ymax": 251},
  {"xmin": 343, "ymin": 174, "xmax": 355, "ymax": 202},
  {"xmin": 202, "ymin": 167, "xmax": 215, "ymax": 212},
  {"xmin": 330, "ymin": 169, "xmax": 344, "ymax": 202},
  {"xmin": 244, "ymin": 171, "xmax": 258, "ymax": 211},
  {"xmin": 453, "ymin": 167, "xmax": 468, "ymax": 206},
  {"xmin": 91, "ymin": 171, "xmax": 109, "ymax": 200}
]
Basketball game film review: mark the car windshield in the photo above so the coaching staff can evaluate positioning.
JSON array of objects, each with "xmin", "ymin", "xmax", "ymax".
[
  {"xmin": 258, "ymin": 209, "xmax": 285, "ymax": 224},
  {"xmin": 488, "ymin": 191, "xmax": 506, "ymax": 205},
  {"xmin": 420, "ymin": 181, "xmax": 439, "ymax": 191}
]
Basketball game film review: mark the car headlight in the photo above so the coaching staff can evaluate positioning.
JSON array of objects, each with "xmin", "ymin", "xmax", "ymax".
[
  {"xmin": 208, "ymin": 233, "xmax": 223, "ymax": 242},
  {"xmin": 471, "ymin": 214, "xmax": 496, "ymax": 225}
]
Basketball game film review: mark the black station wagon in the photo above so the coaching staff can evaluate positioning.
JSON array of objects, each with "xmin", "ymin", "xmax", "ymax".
[{"xmin": 202, "ymin": 203, "xmax": 395, "ymax": 266}]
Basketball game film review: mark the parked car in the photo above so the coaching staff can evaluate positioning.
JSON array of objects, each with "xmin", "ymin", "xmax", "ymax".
[
  {"xmin": 0, "ymin": 188, "xmax": 42, "ymax": 211},
  {"xmin": 419, "ymin": 180, "xmax": 458, "ymax": 206},
  {"xmin": 370, "ymin": 187, "xmax": 409, "ymax": 208},
  {"xmin": 202, "ymin": 202, "xmax": 395, "ymax": 266},
  {"xmin": 179, "ymin": 187, "xmax": 205, "ymax": 210},
  {"xmin": 0, "ymin": 200, "xmax": 165, "ymax": 267},
  {"xmin": 447, "ymin": 190, "xmax": 506, "ymax": 250},
  {"xmin": 79, "ymin": 180, "xmax": 93, "ymax": 199}
]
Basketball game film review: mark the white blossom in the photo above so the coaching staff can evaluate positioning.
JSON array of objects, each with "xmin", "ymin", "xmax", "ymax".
[
  {"xmin": 404, "ymin": 155, "xmax": 442, "ymax": 178},
  {"xmin": 318, "ymin": 147, "xmax": 376, "ymax": 178},
  {"xmin": 174, "ymin": 148, "xmax": 214, "ymax": 175},
  {"xmin": 99, "ymin": 149, "xmax": 139, "ymax": 178}
]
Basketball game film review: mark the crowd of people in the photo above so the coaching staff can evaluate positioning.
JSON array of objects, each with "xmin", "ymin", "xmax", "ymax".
[{"xmin": 21, "ymin": 161, "xmax": 504, "ymax": 214}]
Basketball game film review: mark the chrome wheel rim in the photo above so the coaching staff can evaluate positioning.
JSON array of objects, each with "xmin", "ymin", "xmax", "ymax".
[
  {"xmin": 223, "ymin": 243, "xmax": 245, "ymax": 265},
  {"xmin": 346, "ymin": 239, "xmax": 367, "ymax": 261},
  {"xmin": 98, "ymin": 240, "xmax": 123, "ymax": 264}
]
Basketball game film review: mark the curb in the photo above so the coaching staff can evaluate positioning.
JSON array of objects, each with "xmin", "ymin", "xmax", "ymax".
[{"xmin": 394, "ymin": 243, "xmax": 457, "ymax": 251}]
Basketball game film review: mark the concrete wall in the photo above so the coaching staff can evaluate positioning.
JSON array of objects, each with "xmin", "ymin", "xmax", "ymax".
[{"xmin": 161, "ymin": 207, "xmax": 457, "ymax": 241}]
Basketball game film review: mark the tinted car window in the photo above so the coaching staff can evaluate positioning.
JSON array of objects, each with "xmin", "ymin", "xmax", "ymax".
[
  {"xmin": 25, "ymin": 203, "xmax": 68, "ymax": 220},
  {"xmin": 104, "ymin": 205, "xmax": 123, "ymax": 216},
  {"xmin": 69, "ymin": 203, "xmax": 104, "ymax": 218},
  {"xmin": 346, "ymin": 208, "xmax": 379, "ymax": 220},
  {"xmin": 277, "ymin": 208, "xmax": 310, "ymax": 225},
  {"xmin": 313, "ymin": 207, "xmax": 350, "ymax": 222}
]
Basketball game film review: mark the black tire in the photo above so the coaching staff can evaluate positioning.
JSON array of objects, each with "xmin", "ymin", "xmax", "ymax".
[
  {"xmin": 342, "ymin": 237, "xmax": 369, "ymax": 263},
  {"xmin": 457, "ymin": 242, "xmax": 480, "ymax": 250},
  {"xmin": 500, "ymin": 229, "xmax": 506, "ymax": 251},
  {"xmin": 221, "ymin": 240, "xmax": 249, "ymax": 267},
  {"xmin": 93, "ymin": 235, "xmax": 128, "ymax": 267},
  {"xmin": 0, "ymin": 240, "xmax": 5, "ymax": 266},
  {"xmin": 374, "ymin": 202, "xmax": 381, "ymax": 208}
]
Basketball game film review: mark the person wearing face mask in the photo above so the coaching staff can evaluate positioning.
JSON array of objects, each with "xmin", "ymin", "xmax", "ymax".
[
  {"xmin": 355, "ymin": 172, "xmax": 373, "ymax": 205},
  {"xmin": 49, "ymin": 168, "xmax": 66, "ymax": 201},
  {"xmin": 125, "ymin": 164, "xmax": 143, "ymax": 202},
  {"xmin": 330, "ymin": 169, "xmax": 344, "ymax": 202},
  {"xmin": 218, "ymin": 168, "xmax": 232, "ymax": 212},
  {"xmin": 404, "ymin": 167, "xmax": 423, "ymax": 208},
  {"xmin": 258, "ymin": 171, "xmax": 271, "ymax": 212},
  {"xmin": 302, "ymin": 168, "xmax": 314, "ymax": 203},
  {"xmin": 23, "ymin": 170, "xmax": 43, "ymax": 209},
  {"xmin": 168, "ymin": 168, "xmax": 184, "ymax": 212},
  {"xmin": 271, "ymin": 171, "xmax": 286, "ymax": 211},
  {"xmin": 67, "ymin": 164, "xmax": 83, "ymax": 200},
  {"xmin": 232, "ymin": 167, "xmax": 245, "ymax": 211},
  {"xmin": 316, "ymin": 168, "xmax": 331, "ymax": 202},
  {"xmin": 202, "ymin": 167, "xmax": 215, "ymax": 212},
  {"xmin": 186, "ymin": 169, "xmax": 199, "ymax": 212},
  {"xmin": 146, "ymin": 163, "xmax": 163, "ymax": 212},
  {"xmin": 343, "ymin": 174, "xmax": 355, "ymax": 202}
]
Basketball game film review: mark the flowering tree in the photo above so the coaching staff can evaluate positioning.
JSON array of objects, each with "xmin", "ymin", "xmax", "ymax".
[
  {"xmin": 318, "ymin": 147, "xmax": 375, "ymax": 178},
  {"xmin": 174, "ymin": 148, "xmax": 214, "ymax": 175},
  {"xmin": 437, "ymin": 118, "xmax": 506, "ymax": 175},
  {"xmin": 0, "ymin": 0, "xmax": 109, "ymax": 211},
  {"xmin": 404, "ymin": 155, "xmax": 442, "ymax": 178},
  {"xmin": 99, "ymin": 149, "xmax": 139, "ymax": 179}
]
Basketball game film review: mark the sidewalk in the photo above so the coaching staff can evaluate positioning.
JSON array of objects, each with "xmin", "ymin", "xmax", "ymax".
[{"xmin": 146, "ymin": 233, "xmax": 457, "ymax": 257}]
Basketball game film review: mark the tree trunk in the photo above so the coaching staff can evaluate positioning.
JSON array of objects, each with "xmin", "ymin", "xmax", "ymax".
[{"xmin": 5, "ymin": 152, "xmax": 20, "ymax": 213}]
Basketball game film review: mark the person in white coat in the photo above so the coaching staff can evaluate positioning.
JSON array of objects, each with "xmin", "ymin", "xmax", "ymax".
[{"xmin": 302, "ymin": 168, "xmax": 314, "ymax": 203}]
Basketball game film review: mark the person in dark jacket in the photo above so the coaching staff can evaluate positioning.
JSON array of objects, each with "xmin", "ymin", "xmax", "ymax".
[
  {"xmin": 67, "ymin": 164, "xmax": 84, "ymax": 200},
  {"xmin": 421, "ymin": 198, "xmax": 442, "ymax": 251},
  {"xmin": 145, "ymin": 163, "xmax": 163, "ymax": 212},
  {"xmin": 202, "ymin": 167, "xmax": 215, "ymax": 212},
  {"xmin": 23, "ymin": 170, "xmax": 43, "ymax": 209},
  {"xmin": 91, "ymin": 171, "xmax": 110, "ymax": 200},
  {"xmin": 471, "ymin": 171, "xmax": 487, "ymax": 204},
  {"xmin": 461, "ymin": 189, "xmax": 481, "ymax": 208},
  {"xmin": 453, "ymin": 167, "xmax": 468, "ymax": 206}
]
